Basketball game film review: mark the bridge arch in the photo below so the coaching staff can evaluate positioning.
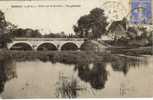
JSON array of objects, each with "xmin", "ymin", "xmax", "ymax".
[
  {"xmin": 10, "ymin": 42, "xmax": 33, "ymax": 51},
  {"xmin": 61, "ymin": 42, "xmax": 79, "ymax": 51},
  {"xmin": 37, "ymin": 42, "xmax": 57, "ymax": 51}
]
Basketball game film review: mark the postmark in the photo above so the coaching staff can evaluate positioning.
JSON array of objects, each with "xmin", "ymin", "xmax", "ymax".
[{"xmin": 101, "ymin": 1, "xmax": 127, "ymax": 22}]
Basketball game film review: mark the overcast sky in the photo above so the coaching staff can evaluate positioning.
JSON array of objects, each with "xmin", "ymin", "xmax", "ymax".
[{"xmin": 0, "ymin": 0, "xmax": 130, "ymax": 34}]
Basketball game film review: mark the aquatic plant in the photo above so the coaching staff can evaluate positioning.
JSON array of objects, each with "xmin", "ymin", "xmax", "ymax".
[{"xmin": 55, "ymin": 73, "xmax": 84, "ymax": 98}]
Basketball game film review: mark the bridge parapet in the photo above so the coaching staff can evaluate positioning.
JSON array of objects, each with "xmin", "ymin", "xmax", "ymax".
[{"xmin": 13, "ymin": 38, "xmax": 85, "ymax": 41}]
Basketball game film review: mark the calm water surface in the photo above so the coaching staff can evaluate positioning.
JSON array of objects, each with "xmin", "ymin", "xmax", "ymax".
[{"xmin": 0, "ymin": 55, "xmax": 153, "ymax": 98}]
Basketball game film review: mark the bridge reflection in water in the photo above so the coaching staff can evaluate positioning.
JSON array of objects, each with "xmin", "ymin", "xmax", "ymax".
[{"xmin": 7, "ymin": 38, "xmax": 85, "ymax": 51}]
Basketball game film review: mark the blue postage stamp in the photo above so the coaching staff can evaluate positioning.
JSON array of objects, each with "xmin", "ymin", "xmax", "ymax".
[{"xmin": 131, "ymin": 0, "xmax": 152, "ymax": 24}]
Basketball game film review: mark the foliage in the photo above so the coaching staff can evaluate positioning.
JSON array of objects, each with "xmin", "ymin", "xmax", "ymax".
[
  {"xmin": 0, "ymin": 10, "xmax": 15, "ymax": 48},
  {"xmin": 108, "ymin": 22, "xmax": 153, "ymax": 47},
  {"xmin": 0, "ymin": 10, "xmax": 7, "ymax": 33},
  {"xmin": 0, "ymin": 33, "xmax": 12, "ymax": 48},
  {"xmin": 11, "ymin": 29, "xmax": 78, "ymax": 38},
  {"xmin": 80, "ymin": 40, "xmax": 99, "ymax": 51},
  {"xmin": 73, "ymin": 8, "xmax": 108, "ymax": 39},
  {"xmin": 43, "ymin": 32, "xmax": 78, "ymax": 38},
  {"xmin": 10, "ymin": 28, "xmax": 42, "ymax": 38}
]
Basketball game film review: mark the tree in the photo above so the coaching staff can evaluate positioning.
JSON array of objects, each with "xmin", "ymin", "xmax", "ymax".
[
  {"xmin": 0, "ymin": 10, "xmax": 13, "ymax": 48},
  {"xmin": 0, "ymin": 33, "xmax": 12, "ymax": 48},
  {"xmin": 10, "ymin": 28, "xmax": 42, "ymax": 38},
  {"xmin": 73, "ymin": 8, "xmax": 108, "ymax": 39},
  {"xmin": 0, "ymin": 10, "xmax": 7, "ymax": 34}
]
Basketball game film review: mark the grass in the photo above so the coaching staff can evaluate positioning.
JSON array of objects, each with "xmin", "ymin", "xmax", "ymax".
[
  {"xmin": 56, "ymin": 75, "xmax": 80, "ymax": 98},
  {"xmin": 107, "ymin": 46, "xmax": 153, "ymax": 56}
]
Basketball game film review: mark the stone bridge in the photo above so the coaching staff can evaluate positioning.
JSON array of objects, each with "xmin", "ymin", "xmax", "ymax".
[{"xmin": 7, "ymin": 38, "xmax": 85, "ymax": 51}]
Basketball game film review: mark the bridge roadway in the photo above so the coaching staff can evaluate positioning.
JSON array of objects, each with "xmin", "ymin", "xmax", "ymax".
[{"xmin": 7, "ymin": 38, "xmax": 85, "ymax": 51}]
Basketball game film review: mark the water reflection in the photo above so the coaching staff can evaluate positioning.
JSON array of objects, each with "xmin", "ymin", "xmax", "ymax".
[
  {"xmin": 0, "ymin": 56, "xmax": 17, "ymax": 94},
  {"xmin": 73, "ymin": 55, "xmax": 148, "ymax": 91},
  {"xmin": 75, "ymin": 63, "xmax": 108, "ymax": 89},
  {"xmin": 111, "ymin": 55, "xmax": 143, "ymax": 75},
  {"xmin": 0, "ymin": 53, "xmax": 152, "ymax": 98}
]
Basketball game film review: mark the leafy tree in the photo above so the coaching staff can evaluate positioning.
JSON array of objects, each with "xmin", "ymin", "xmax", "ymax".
[
  {"xmin": 11, "ymin": 28, "xmax": 42, "ymax": 38},
  {"xmin": 0, "ymin": 10, "xmax": 7, "ymax": 33},
  {"xmin": 73, "ymin": 8, "xmax": 108, "ymax": 39},
  {"xmin": 0, "ymin": 10, "xmax": 14, "ymax": 48},
  {"xmin": 0, "ymin": 33, "xmax": 12, "ymax": 48},
  {"xmin": 43, "ymin": 31, "xmax": 67, "ymax": 38},
  {"xmin": 26, "ymin": 29, "xmax": 42, "ymax": 37}
]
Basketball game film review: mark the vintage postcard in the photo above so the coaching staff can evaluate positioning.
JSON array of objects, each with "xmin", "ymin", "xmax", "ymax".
[{"xmin": 0, "ymin": 0, "xmax": 153, "ymax": 99}]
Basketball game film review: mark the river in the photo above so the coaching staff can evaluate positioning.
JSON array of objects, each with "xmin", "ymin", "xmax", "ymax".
[{"xmin": 0, "ymin": 55, "xmax": 153, "ymax": 98}]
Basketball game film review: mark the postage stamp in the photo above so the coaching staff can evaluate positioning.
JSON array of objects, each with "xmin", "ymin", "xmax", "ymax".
[{"xmin": 131, "ymin": 0, "xmax": 152, "ymax": 24}]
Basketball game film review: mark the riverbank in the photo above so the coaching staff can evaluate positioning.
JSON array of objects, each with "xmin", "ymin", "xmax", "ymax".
[
  {"xmin": 0, "ymin": 48, "xmax": 152, "ymax": 64},
  {"xmin": 0, "ymin": 50, "xmax": 110, "ymax": 64},
  {"xmin": 108, "ymin": 46, "xmax": 153, "ymax": 56}
]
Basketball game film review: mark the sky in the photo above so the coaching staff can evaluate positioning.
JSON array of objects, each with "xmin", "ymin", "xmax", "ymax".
[{"xmin": 0, "ymin": 0, "xmax": 130, "ymax": 34}]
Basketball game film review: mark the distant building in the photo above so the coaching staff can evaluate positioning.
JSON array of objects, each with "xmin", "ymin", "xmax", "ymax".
[
  {"xmin": 107, "ymin": 18, "xmax": 129, "ymax": 40},
  {"xmin": 108, "ymin": 20, "xmax": 127, "ymax": 33}
]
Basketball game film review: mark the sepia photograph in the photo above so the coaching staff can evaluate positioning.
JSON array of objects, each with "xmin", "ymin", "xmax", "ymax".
[{"xmin": 0, "ymin": 0, "xmax": 153, "ymax": 99}]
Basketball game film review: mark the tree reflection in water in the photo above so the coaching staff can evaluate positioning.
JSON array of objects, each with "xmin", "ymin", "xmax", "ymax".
[
  {"xmin": 0, "ymin": 51, "xmax": 147, "ymax": 96},
  {"xmin": 74, "ymin": 55, "xmax": 144, "ymax": 89},
  {"xmin": 0, "ymin": 56, "xmax": 17, "ymax": 94},
  {"xmin": 111, "ymin": 55, "xmax": 143, "ymax": 75},
  {"xmin": 75, "ymin": 62, "xmax": 108, "ymax": 90}
]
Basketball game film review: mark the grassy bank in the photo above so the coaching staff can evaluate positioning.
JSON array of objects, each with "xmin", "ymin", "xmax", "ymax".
[
  {"xmin": 0, "ymin": 50, "xmax": 111, "ymax": 64},
  {"xmin": 0, "ymin": 48, "xmax": 152, "ymax": 64},
  {"xmin": 107, "ymin": 46, "xmax": 153, "ymax": 56}
]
